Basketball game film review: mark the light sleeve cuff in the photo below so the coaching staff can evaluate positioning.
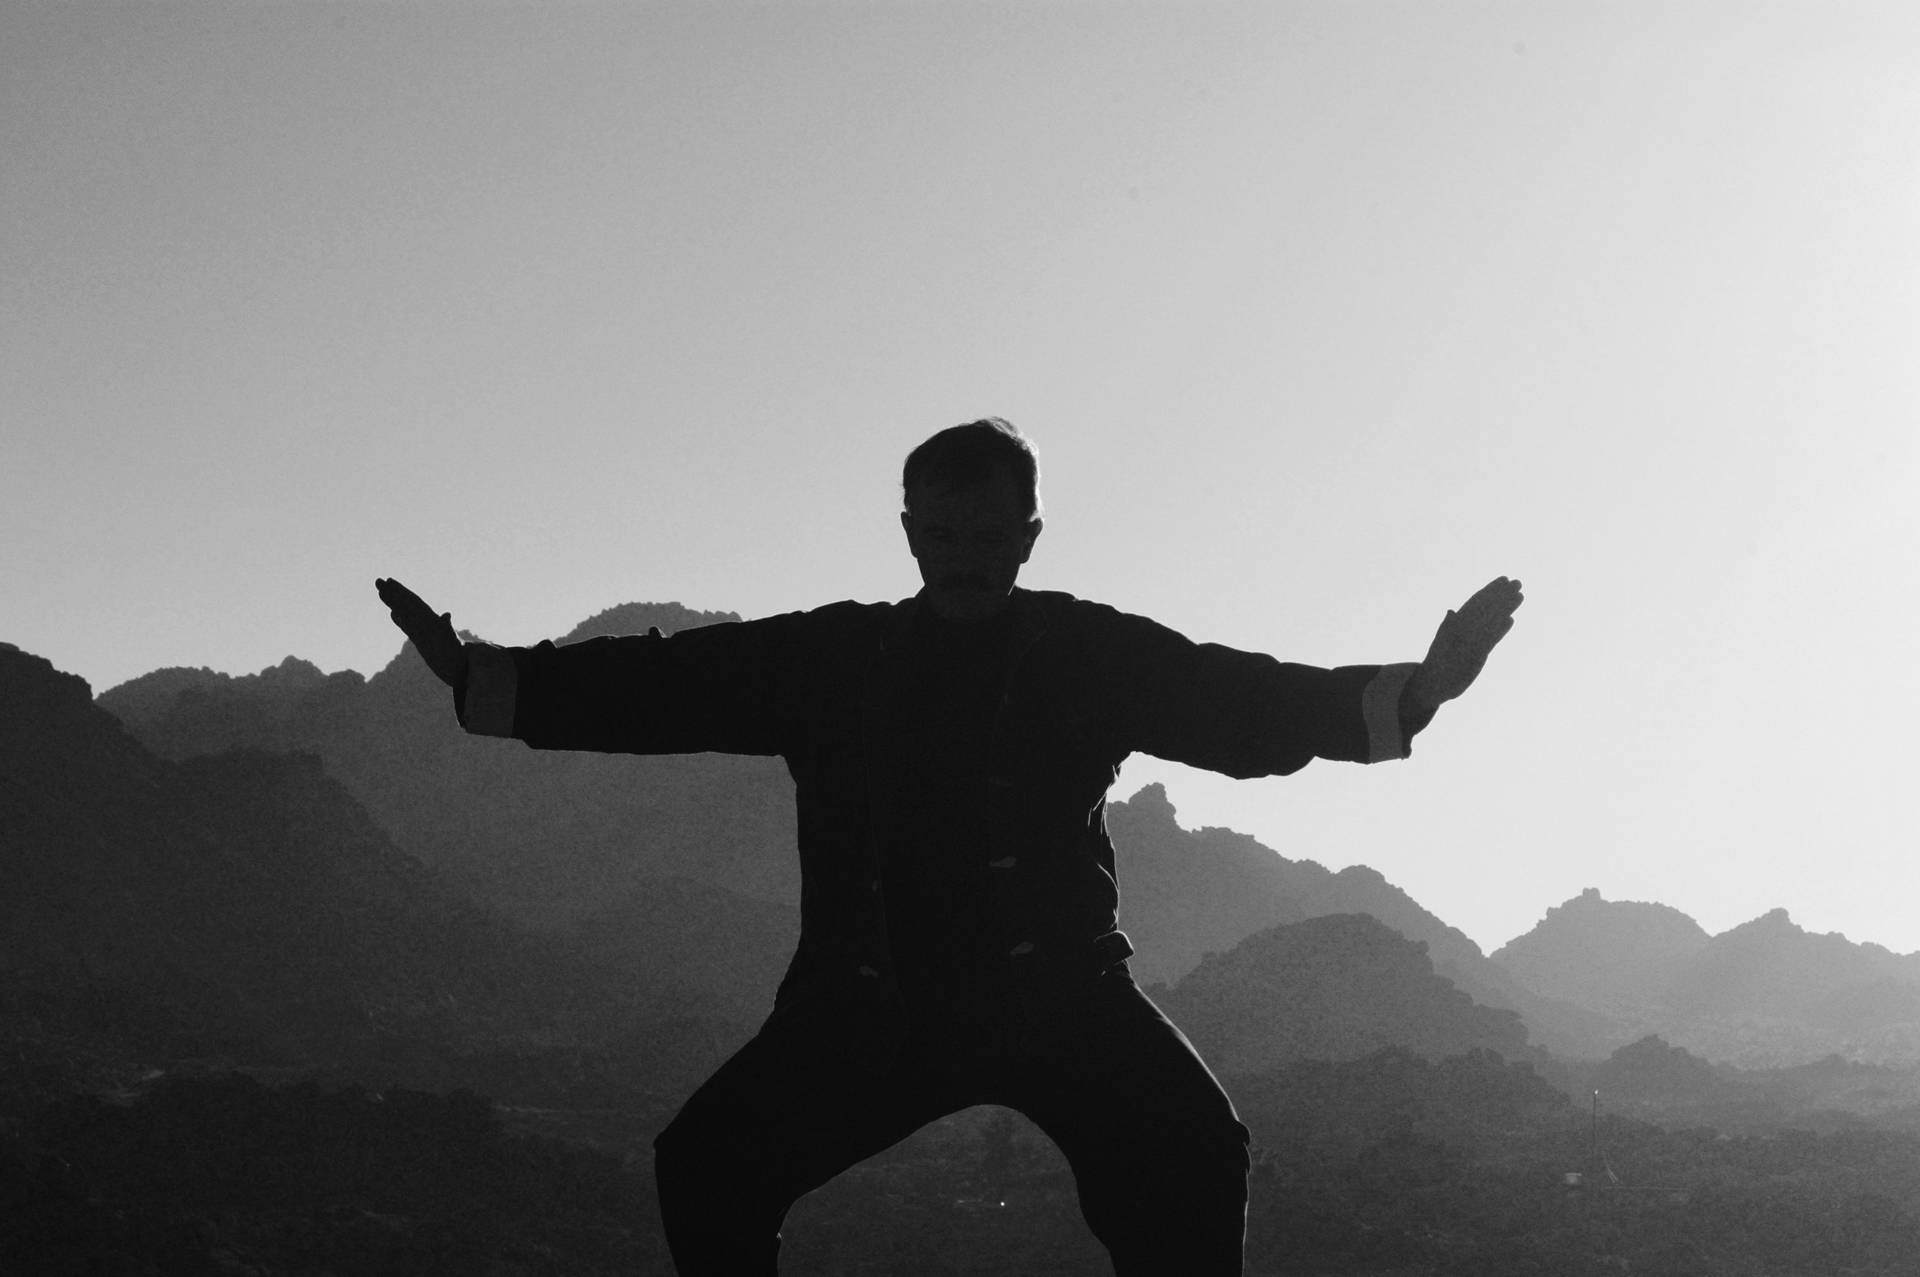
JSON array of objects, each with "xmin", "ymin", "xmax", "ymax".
[
  {"xmin": 461, "ymin": 642, "xmax": 519, "ymax": 738},
  {"xmin": 1362, "ymin": 662, "xmax": 1422, "ymax": 763}
]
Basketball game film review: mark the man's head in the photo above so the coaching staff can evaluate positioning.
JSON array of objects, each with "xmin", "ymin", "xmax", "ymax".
[{"xmin": 900, "ymin": 418, "xmax": 1044, "ymax": 622}]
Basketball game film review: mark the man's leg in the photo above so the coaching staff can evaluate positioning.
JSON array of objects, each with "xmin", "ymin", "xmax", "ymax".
[
  {"xmin": 1006, "ymin": 969, "xmax": 1252, "ymax": 1277},
  {"xmin": 653, "ymin": 1022, "xmax": 955, "ymax": 1276}
]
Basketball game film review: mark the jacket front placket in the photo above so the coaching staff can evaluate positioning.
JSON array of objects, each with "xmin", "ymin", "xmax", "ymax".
[
  {"xmin": 980, "ymin": 600, "xmax": 1059, "ymax": 1003},
  {"xmin": 846, "ymin": 603, "xmax": 921, "ymax": 1069}
]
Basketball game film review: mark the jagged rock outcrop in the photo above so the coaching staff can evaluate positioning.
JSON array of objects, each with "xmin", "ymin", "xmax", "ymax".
[
  {"xmin": 1104, "ymin": 783, "xmax": 1615, "ymax": 1054},
  {"xmin": 1105, "ymin": 783, "xmax": 1312, "ymax": 985},
  {"xmin": 1109, "ymin": 783, "xmax": 1491, "ymax": 990}
]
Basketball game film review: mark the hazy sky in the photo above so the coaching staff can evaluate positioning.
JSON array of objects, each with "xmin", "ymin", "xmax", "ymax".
[{"xmin": 6, "ymin": 2, "xmax": 1916, "ymax": 958}]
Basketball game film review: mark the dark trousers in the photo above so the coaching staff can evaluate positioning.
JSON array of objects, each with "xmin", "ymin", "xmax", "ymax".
[{"xmin": 654, "ymin": 967, "xmax": 1251, "ymax": 1275}]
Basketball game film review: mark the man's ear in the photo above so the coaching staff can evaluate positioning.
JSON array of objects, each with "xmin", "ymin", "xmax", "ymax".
[
  {"xmin": 899, "ymin": 509, "xmax": 917, "ymax": 555},
  {"xmin": 1019, "ymin": 517, "xmax": 1044, "ymax": 564}
]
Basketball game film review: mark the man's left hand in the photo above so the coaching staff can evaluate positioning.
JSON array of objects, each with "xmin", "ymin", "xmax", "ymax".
[{"xmin": 1408, "ymin": 576, "xmax": 1524, "ymax": 712}]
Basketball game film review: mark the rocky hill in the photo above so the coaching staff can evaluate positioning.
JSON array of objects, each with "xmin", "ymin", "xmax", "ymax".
[
  {"xmin": 1492, "ymin": 886, "xmax": 1709, "ymax": 1014},
  {"xmin": 1108, "ymin": 783, "xmax": 1507, "ymax": 995},
  {"xmin": 1105, "ymin": 784, "xmax": 1610, "ymax": 1057},
  {"xmin": 2, "ymin": 643, "xmax": 599, "ymax": 1070},
  {"xmin": 1151, "ymin": 913, "xmax": 1537, "ymax": 1075},
  {"xmin": 1495, "ymin": 889, "xmax": 1920, "ymax": 1066}
]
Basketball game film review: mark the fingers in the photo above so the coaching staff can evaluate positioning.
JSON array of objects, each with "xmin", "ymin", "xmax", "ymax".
[
  {"xmin": 1461, "ymin": 576, "xmax": 1524, "ymax": 623},
  {"xmin": 376, "ymin": 578, "xmax": 435, "ymax": 624},
  {"xmin": 1434, "ymin": 579, "xmax": 1520, "ymax": 658},
  {"xmin": 375, "ymin": 577, "xmax": 449, "ymax": 650},
  {"xmin": 376, "ymin": 577, "xmax": 420, "ymax": 610},
  {"xmin": 1455, "ymin": 606, "xmax": 1515, "ymax": 648},
  {"xmin": 1419, "ymin": 578, "xmax": 1524, "ymax": 705},
  {"xmin": 1470, "ymin": 576, "xmax": 1522, "ymax": 604}
]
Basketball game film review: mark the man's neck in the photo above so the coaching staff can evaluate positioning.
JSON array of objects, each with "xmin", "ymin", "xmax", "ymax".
[{"xmin": 917, "ymin": 586, "xmax": 1021, "ymax": 625}]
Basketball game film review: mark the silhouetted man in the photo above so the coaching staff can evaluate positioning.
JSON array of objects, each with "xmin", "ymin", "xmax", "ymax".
[{"xmin": 377, "ymin": 418, "xmax": 1523, "ymax": 1276}]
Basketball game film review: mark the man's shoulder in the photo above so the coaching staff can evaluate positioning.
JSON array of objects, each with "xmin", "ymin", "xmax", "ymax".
[
  {"xmin": 1021, "ymin": 589, "xmax": 1158, "ymax": 634},
  {"xmin": 781, "ymin": 597, "xmax": 902, "ymax": 642},
  {"xmin": 737, "ymin": 598, "xmax": 894, "ymax": 623},
  {"xmin": 808, "ymin": 598, "xmax": 906, "ymax": 624}
]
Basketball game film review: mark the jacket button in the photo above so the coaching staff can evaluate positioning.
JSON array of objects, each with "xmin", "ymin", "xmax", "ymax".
[
  {"xmin": 1008, "ymin": 941, "xmax": 1036, "ymax": 957},
  {"xmin": 857, "ymin": 964, "xmax": 880, "ymax": 979},
  {"xmin": 988, "ymin": 856, "xmax": 1018, "ymax": 869}
]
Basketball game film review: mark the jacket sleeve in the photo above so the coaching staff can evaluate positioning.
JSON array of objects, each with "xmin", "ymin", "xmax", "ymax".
[
  {"xmin": 1095, "ymin": 605, "xmax": 1422, "ymax": 779},
  {"xmin": 454, "ymin": 610, "xmax": 812, "ymax": 757}
]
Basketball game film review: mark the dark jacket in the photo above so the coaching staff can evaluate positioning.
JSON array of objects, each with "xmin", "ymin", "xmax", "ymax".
[{"xmin": 460, "ymin": 587, "xmax": 1419, "ymax": 1067}]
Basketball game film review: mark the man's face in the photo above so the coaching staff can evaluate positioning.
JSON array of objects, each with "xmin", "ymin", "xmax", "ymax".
[{"xmin": 901, "ymin": 471, "xmax": 1042, "ymax": 622}]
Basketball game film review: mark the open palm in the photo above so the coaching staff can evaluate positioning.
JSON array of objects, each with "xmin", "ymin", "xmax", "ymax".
[
  {"xmin": 1410, "ymin": 576, "xmax": 1524, "ymax": 709},
  {"xmin": 374, "ymin": 577, "xmax": 467, "ymax": 688}
]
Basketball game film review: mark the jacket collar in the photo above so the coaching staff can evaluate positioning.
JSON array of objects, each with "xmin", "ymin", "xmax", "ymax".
[{"xmin": 887, "ymin": 587, "xmax": 1049, "ymax": 652}]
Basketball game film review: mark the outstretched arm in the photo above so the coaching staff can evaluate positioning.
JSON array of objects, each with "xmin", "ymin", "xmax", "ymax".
[
  {"xmin": 376, "ymin": 576, "xmax": 813, "ymax": 756},
  {"xmin": 374, "ymin": 577, "xmax": 469, "ymax": 689},
  {"xmin": 1098, "ymin": 577, "xmax": 1522, "ymax": 777},
  {"xmin": 1405, "ymin": 576, "xmax": 1524, "ymax": 715}
]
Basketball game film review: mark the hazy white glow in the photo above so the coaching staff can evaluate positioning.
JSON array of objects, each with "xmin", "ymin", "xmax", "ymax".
[{"xmin": 5, "ymin": 2, "xmax": 1916, "ymax": 956}]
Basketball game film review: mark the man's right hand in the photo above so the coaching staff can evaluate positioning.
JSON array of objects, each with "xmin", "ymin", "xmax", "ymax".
[
  {"xmin": 375, "ymin": 577, "xmax": 469, "ymax": 689},
  {"xmin": 1407, "ymin": 576, "xmax": 1523, "ymax": 712}
]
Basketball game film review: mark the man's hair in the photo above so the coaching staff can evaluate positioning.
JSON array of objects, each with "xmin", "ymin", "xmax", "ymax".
[{"xmin": 901, "ymin": 417, "xmax": 1043, "ymax": 521}]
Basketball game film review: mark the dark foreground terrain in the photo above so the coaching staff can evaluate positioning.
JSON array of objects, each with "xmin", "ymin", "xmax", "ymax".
[{"xmin": 8, "ymin": 1041, "xmax": 1920, "ymax": 1277}]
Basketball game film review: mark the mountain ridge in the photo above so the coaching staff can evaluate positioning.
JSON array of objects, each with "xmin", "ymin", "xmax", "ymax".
[
  {"xmin": 42, "ymin": 600, "xmax": 1920, "ymax": 1068},
  {"xmin": 1495, "ymin": 888, "xmax": 1920, "ymax": 1066},
  {"xmin": 1151, "ymin": 913, "xmax": 1539, "ymax": 1075}
]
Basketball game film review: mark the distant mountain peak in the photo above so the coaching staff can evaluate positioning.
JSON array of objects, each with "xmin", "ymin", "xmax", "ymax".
[
  {"xmin": 560, "ymin": 602, "xmax": 743, "ymax": 644},
  {"xmin": 1103, "ymin": 783, "xmax": 1510, "ymax": 1028},
  {"xmin": 1706, "ymin": 909, "xmax": 1813, "ymax": 952},
  {"xmin": 1519, "ymin": 888, "xmax": 1707, "ymax": 937},
  {"xmin": 2, "ymin": 639, "xmax": 94, "ymax": 704},
  {"xmin": 1490, "ymin": 888, "xmax": 1709, "ymax": 1016},
  {"xmin": 258, "ymin": 654, "xmax": 326, "ymax": 683},
  {"xmin": 1334, "ymin": 863, "xmax": 1389, "ymax": 888},
  {"xmin": 2, "ymin": 641, "xmax": 158, "ymax": 784},
  {"xmin": 1156, "ymin": 913, "xmax": 1533, "ymax": 1073}
]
